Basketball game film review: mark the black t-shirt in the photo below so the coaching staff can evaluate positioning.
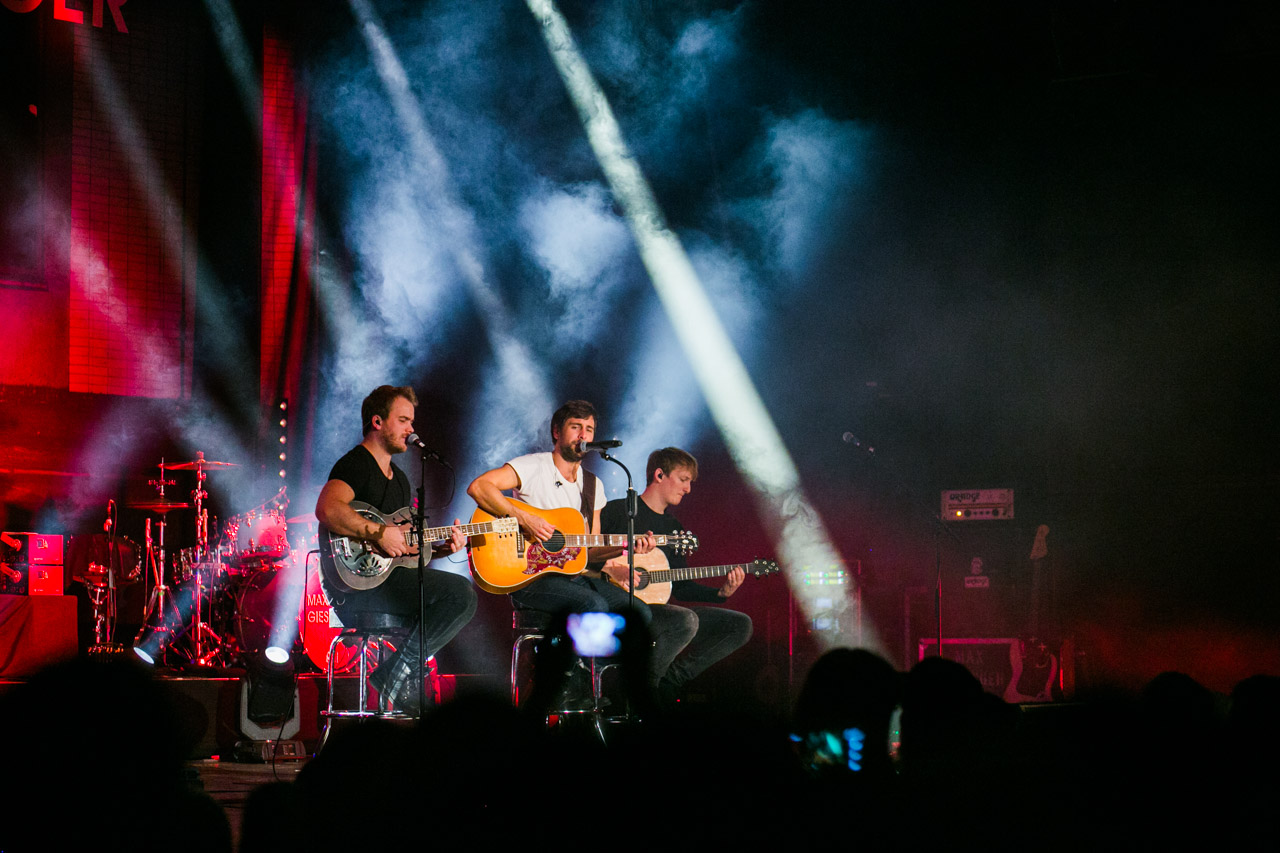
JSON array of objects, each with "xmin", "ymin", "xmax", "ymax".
[
  {"xmin": 324, "ymin": 445, "xmax": 413, "ymax": 612},
  {"xmin": 598, "ymin": 497, "xmax": 722, "ymax": 604},
  {"xmin": 328, "ymin": 445, "xmax": 410, "ymax": 515}
]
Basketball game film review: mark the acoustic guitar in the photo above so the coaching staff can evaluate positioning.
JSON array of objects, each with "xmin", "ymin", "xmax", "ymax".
[
  {"xmin": 467, "ymin": 499, "xmax": 698, "ymax": 593},
  {"xmin": 603, "ymin": 549, "xmax": 780, "ymax": 604}
]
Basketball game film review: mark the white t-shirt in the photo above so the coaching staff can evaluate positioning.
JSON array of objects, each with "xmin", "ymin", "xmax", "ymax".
[{"xmin": 507, "ymin": 452, "xmax": 605, "ymax": 518}]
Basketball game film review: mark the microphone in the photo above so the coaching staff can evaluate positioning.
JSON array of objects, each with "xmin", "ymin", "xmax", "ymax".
[
  {"xmin": 842, "ymin": 432, "xmax": 874, "ymax": 454},
  {"xmin": 406, "ymin": 433, "xmax": 442, "ymax": 460},
  {"xmin": 575, "ymin": 439, "xmax": 623, "ymax": 454}
]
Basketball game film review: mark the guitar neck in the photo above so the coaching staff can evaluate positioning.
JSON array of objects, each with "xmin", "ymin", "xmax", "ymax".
[
  {"xmin": 645, "ymin": 564, "xmax": 740, "ymax": 584},
  {"xmin": 563, "ymin": 533, "xmax": 680, "ymax": 549},
  {"xmin": 407, "ymin": 520, "xmax": 502, "ymax": 547}
]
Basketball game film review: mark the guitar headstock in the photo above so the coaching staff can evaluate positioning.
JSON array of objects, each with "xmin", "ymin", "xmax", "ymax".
[
  {"xmin": 747, "ymin": 558, "xmax": 780, "ymax": 577},
  {"xmin": 667, "ymin": 530, "xmax": 699, "ymax": 556}
]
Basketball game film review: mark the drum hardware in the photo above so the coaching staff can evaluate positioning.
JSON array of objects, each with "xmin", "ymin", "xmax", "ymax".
[
  {"xmin": 69, "ymin": 504, "xmax": 143, "ymax": 650},
  {"xmin": 126, "ymin": 500, "xmax": 192, "ymax": 513},
  {"xmin": 129, "ymin": 453, "xmax": 312, "ymax": 670},
  {"xmin": 161, "ymin": 458, "xmax": 240, "ymax": 470},
  {"xmin": 173, "ymin": 452, "xmax": 240, "ymax": 664},
  {"xmin": 133, "ymin": 460, "xmax": 196, "ymax": 664},
  {"xmin": 134, "ymin": 515, "xmax": 181, "ymax": 665}
]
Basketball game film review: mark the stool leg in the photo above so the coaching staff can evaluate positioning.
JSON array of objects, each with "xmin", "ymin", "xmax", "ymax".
[
  {"xmin": 511, "ymin": 633, "xmax": 542, "ymax": 707},
  {"xmin": 357, "ymin": 632, "xmax": 369, "ymax": 714},
  {"xmin": 325, "ymin": 634, "xmax": 345, "ymax": 716}
]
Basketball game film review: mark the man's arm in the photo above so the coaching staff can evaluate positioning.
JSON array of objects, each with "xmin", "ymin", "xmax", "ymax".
[
  {"xmin": 315, "ymin": 479, "xmax": 412, "ymax": 557},
  {"xmin": 466, "ymin": 464, "xmax": 556, "ymax": 542}
]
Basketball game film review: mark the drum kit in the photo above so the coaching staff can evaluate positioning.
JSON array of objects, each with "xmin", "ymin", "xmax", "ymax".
[{"xmin": 72, "ymin": 452, "xmax": 356, "ymax": 670}]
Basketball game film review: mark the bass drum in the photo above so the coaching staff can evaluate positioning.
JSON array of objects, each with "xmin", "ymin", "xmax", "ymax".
[
  {"xmin": 300, "ymin": 564, "xmax": 395, "ymax": 673},
  {"xmin": 235, "ymin": 552, "xmax": 306, "ymax": 658}
]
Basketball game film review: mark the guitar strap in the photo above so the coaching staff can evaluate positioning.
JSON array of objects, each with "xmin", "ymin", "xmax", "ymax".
[{"xmin": 580, "ymin": 469, "xmax": 597, "ymax": 532}]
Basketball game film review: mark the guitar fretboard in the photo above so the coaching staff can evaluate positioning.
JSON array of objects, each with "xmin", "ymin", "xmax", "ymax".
[
  {"xmin": 407, "ymin": 520, "xmax": 507, "ymax": 547},
  {"xmin": 559, "ymin": 534, "xmax": 681, "ymax": 548},
  {"xmin": 646, "ymin": 564, "xmax": 742, "ymax": 583}
]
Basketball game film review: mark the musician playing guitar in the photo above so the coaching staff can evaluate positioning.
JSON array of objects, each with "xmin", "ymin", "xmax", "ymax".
[
  {"xmin": 314, "ymin": 385, "xmax": 476, "ymax": 714},
  {"xmin": 594, "ymin": 447, "xmax": 753, "ymax": 708},
  {"xmin": 466, "ymin": 400, "xmax": 696, "ymax": 697}
]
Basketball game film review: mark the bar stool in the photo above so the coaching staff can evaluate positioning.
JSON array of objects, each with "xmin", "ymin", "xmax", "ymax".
[
  {"xmin": 511, "ymin": 609, "xmax": 616, "ymax": 719},
  {"xmin": 323, "ymin": 613, "xmax": 438, "ymax": 721}
]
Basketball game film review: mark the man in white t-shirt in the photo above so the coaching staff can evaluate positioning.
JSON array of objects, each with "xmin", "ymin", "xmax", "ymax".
[{"xmin": 467, "ymin": 400, "xmax": 696, "ymax": 694}]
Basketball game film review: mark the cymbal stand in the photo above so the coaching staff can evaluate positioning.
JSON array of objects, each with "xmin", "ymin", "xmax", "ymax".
[
  {"xmin": 137, "ymin": 461, "xmax": 178, "ymax": 661},
  {"xmin": 94, "ymin": 500, "xmax": 120, "ymax": 648},
  {"xmin": 190, "ymin": 453, "xmax": 211, "ymax": 664}
]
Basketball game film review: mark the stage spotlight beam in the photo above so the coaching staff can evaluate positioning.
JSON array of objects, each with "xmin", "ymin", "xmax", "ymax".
[{"xmin": 526, "ymin": 0, "xmax": 879, "ymax": 653}]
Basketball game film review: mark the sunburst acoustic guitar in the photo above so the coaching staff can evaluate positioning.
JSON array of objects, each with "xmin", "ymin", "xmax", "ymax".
[{"xmin": 467, "ymin": 498, "xmax": 698, "ymax": 593}]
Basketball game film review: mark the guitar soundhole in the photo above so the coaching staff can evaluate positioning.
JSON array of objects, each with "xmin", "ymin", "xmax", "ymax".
[{"xmin": 543, "ymin": 530, "xmax": 566, "ymax": 553}]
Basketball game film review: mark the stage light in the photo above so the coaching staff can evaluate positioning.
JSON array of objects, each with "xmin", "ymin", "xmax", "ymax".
[
  {"xmin": 243, "ymin": 650, "xmax": 297, "ymax": 725},
  {"xmin": 132, "ymin": 582, "xmax": 200, "ymax": 667},
  {"xmin": 527, "ymin": 0, "xmax": 880, "ymax": 654},
  {"xmin": 264, "ymin": 646, "xmax": 291, "ymax": 665}
]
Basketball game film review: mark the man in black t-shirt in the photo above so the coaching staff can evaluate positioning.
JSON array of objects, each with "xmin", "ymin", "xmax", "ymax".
[
  {"xmin": 597, "ymin": 447, "xmax": 753, "ymax": 706},
  {"xmin": 315, "ymin": 385, "xmax": 476, "ymax": 713}
]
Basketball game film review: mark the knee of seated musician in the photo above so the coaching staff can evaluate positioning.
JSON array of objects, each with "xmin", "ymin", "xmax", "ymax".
[
  {"xmin": 706, "ymin": 608, "xmax": 753, "ymax": 646},
  {"xmin": 653, "ymin": 605, "xmax": 698, "ymax": 643},
  {"xmin": 424, "ymin": 568, "xmax": 478, "ymax": 614},
  {"xmin": 728, "ymin": 611, "xmax": 753, "ymax": 644}
]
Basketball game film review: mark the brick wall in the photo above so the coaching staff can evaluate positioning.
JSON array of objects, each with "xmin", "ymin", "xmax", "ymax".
[
  {"xmin": 66, "ymin": 8, "xmax": 199, "ymax": 397},
  {"xmin": 260, "ymin": 29, "xmax": 298, "ymax": 412}
]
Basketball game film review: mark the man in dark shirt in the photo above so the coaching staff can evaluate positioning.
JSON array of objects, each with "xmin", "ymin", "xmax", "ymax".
[
  {"xmin": 597, "ymin": 447, "xmax": 753, "ymax": 707},
  {"xmin": 314, "ymin": 385, "xmax": 476, "ymax": 713}
]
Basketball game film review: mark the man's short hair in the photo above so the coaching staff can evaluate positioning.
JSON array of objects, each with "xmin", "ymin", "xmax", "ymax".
[
  {"xmin": 550, "ymin": 400, "xmax": 597, "ymax": 442},
  {"xmin": 646, "ymin": 447, "xmax": 698, "ymax": 484},
  {"xmin": 361, "ymin": 385, "xmax": 418, "ymax": 435}
]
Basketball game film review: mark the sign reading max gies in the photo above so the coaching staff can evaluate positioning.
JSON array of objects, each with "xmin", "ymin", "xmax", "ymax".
[{"xmin": 2, "ymin": 0, "xmax": 129, "ymax": 34}]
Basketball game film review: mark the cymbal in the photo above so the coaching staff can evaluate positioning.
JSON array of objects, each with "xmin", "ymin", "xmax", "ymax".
[
  {"xmin": 287, "ymin": 512, "xmax": 317, "ymax": 525},
  {"xmin": 162, "ymin": 459, "xmax": 239, "ymax": 470},
  {"xmin": 127, "ymin": 500, "xmax": 191, "ymax": 513}
]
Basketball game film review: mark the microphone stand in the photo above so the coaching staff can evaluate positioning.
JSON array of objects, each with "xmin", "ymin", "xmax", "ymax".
[
  {"xmin": 596, "ymin": 450, "xmax": 636, "ymax": 615},
  {"xmin": 845, "ymin": 435, "xmax": 960, "ymax": 663},
  {"xmin": 595, "ymin": 449, "xmax": 638, "ymax": 723},
  {"xmin": 414, "ymin": 451, "xmax": 429, "ymax": 718},
  {"xmin": 411, "ymin": 443, "xmax": 451, "ymax": 717}
]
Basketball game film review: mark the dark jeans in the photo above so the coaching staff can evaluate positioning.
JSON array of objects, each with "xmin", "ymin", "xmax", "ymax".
[
  {"xmin": 334, "ymin": 566, "xmax": 477, "ymax": 664},
  {"xmin": 510, "ymin": 573, "xmax": 696, "ymax": 684},
  {"xmin": 659, "ymin": 605, "xmax": 753, "ymax": 691}
]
